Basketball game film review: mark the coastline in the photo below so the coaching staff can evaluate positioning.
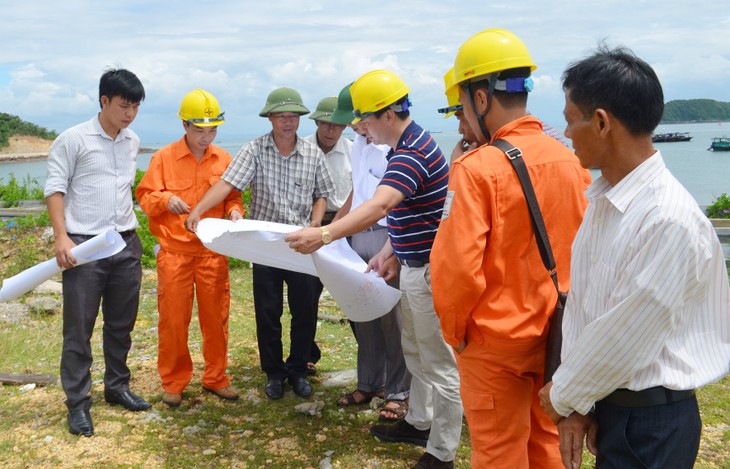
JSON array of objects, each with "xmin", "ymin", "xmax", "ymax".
[
  {"xmin": 0, "ymin": 147, "xmax": 156, "ymax": 164},
  {"xmin": 0, "ymin": 153, "xmax": 49, "ymax": 163}
]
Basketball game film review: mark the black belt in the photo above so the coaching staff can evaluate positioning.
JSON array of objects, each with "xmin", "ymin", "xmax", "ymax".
[
  {"xmin": 602, "ymin": 386, "xmax": 696, "ymax": 408},
  {"xmin": 399, "ymin": 258, "xmax": 429, "ymax": 268},
  {"xmin": 68, "ymin": 229, "xmax": 136, "ymax": 238}
]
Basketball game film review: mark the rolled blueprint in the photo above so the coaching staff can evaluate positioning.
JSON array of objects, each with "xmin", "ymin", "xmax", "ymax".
[{"xmin": 0, "ymin": 230, "xmax": 126, "ymax": 302}]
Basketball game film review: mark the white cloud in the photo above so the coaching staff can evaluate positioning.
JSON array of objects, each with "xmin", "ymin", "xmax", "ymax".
[{"xmin": 1, "ymin": 0, "xmax": 728, "ymax": 142}]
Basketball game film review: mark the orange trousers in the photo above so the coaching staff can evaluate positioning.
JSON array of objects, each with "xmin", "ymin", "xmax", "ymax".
[
  {"xmin": 157, "ymin": 249, "xmax": 231, "ymax": 394},
  {"xmin": 456, "ymin": 335, "xmax": 560, "ymax": 468}
]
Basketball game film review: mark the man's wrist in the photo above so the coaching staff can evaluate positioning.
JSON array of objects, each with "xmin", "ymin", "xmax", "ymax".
[
  {"xmin": 550, "ymin": 385, "xmax": 572, "ymax": 418},
  {"xmin": 320, "ymin": 226, "xmax": 332, "ymax": 245}
]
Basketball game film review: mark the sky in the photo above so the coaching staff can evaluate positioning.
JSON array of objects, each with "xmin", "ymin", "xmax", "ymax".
[{"xmin": 2, "ymin": 0, "xmax": 729, "ymax": 146}]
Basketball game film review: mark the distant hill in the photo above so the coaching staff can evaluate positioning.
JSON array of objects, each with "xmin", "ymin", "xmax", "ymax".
[
  {"xmin": 661, "ymin": 99, "xmax": 730, "ymax": 123},
  {"xmin": 0, "ymin": 113, "xmax": 57, "ymax": 149}
]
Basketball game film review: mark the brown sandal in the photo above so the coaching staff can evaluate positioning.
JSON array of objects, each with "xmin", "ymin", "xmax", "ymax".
[
  {"xmin": 378, "ymin": 398, "xmax": 408, "ymax": 421},
  {"xmin": 337, "ymin": 389, "xmax": 384, "ymax": 406}
]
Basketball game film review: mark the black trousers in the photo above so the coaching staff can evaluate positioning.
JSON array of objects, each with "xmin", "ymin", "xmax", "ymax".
[
  {"xmin": 252, "ymin": 264, "xmax": 319, "ymax": 380},
  {"xmin": 61, "ymin": 232, "xmax": 142, "ymax": 411},
  {"xmin": 594, "ymin": 395, "xmax": 701, "ymax": 469}
]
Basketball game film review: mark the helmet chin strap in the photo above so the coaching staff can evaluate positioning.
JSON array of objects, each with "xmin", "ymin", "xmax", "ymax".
[{"xmin": 464, "ymin": 74, "xmax": 498, "ymax": 144}]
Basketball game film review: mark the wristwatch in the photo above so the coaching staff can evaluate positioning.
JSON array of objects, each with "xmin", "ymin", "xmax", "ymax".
[{"xmin": 320, "ymin": 226, "xmax": 332, "ymax": 245}]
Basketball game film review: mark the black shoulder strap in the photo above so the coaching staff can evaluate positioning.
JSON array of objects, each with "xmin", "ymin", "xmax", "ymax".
[{"xmin": 491, "ymin": 138, "xmax": 560, "ymax": 292}]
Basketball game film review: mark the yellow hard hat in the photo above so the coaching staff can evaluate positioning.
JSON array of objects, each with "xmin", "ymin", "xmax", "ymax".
[
  {"xmin": 350, "ymin": 69, "xmax": 410, "ymax": 124},
  {"xmin": 453, "ymin": 28, "xmax": 537, "ymax": 87},
  {"xmin": 437, "ymin": 67, "xmax": 462, "ymax": 119},
  {"xmin": 178, "ymin": 88, "xmax": 224, "ymax": 127}
]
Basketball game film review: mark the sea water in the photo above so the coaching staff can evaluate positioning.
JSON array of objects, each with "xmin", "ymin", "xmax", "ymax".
[
  {"xmin": 3, "ymin": 122, "xmax": 728, "ymax": 207},
  {"xmin": 1, "ymin": 122, "xmax": 729, "ymax": 257}
]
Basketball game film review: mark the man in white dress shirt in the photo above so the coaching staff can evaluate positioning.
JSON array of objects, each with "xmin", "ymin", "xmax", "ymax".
[
  {"xmin": 304, "ymin": 96, "xmax": 352, "ymax": 374},
  {"xmin": 326, "ymin": 84, "xmax": 411, "ymax": 421},
  {"xmin": 45, "ymin": 68, "xmax": 151, "ymax": 437},
  {"xmin": 539, "ymin": 45, "xmax": 730, "ymax": 469}
]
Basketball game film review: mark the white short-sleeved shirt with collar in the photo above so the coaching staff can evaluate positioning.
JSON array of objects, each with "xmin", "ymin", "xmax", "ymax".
[
  {"xmin": 304, "ymin": 133, "xmax": 352, "ymax": 212},
  {"xmin": 350, "ymin": 133, "xmax": 391, "ymax": 227}
]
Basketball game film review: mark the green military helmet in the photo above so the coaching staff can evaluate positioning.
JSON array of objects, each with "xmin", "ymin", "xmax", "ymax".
[
  {"xmin": 258, "ymin": 87, "xmax": 310, "ymax": 117},
  {"xmin": 309, "ymin": 96, "xmax": 338, "ymax": 123},
  {"xmin": 331, "ymin": 83, "xmax": 355, "ymax": 125}
]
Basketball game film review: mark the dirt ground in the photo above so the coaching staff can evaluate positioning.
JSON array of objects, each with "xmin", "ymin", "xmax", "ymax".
[{"xmin": 0, "ymin": 135, "xmax": 53, "ymax": 161}]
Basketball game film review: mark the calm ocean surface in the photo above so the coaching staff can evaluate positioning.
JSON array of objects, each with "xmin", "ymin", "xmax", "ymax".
[
  {"xmin": 2, "ymin": 121, "xmax": 729, "ymax": 207},
  {"xmin": 2, "ymin": 122, "xmax": 728, "ymax": 257}
]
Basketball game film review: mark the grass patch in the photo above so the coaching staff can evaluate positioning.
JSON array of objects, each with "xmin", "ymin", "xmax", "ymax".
[
  {"xmin": 0, "ymin": 268, "xmax": 473, "ymax": 468},
  {"xmin": 0, "ymin": 216, "xmax": 727, "ymax": 468}
]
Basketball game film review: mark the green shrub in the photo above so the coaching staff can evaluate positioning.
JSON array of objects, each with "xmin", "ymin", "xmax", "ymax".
[
  {"xmin": 0, "ymin": 173, "xmax": 45, "ymax": 207},
  {"xmin": 10, "ymin": 210, "xmax": 50, "ymax": 229},
  {"xmin": 706, "ymin": 193, "xmax": 730, "ymax": 219},
  {"xmin": 134, "ymin": 210, "xmax": 158, "ymax": 269}
]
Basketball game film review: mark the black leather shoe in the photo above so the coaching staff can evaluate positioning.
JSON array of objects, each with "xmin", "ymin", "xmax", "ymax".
[
  {"xmin": 105, "ymin": 389, "xmax": 152, "ymax": 411},
  {"xmin": 413, "ymin": 452, "xmax": 454, "ymax": 468},
  {"xmin": 371, "ymin": 419, "xmax": 430, "ymax": 447},
  {"xmin": 290, "ymin": 377, "xmax": 312, "ymax": 398},
  {"xmin": 265, "ymin": 378, "xmax": 284, "ymax": 400},
  {"xmin": 68, "ymin": 409, "xmax": 94, "ymax": 437}
]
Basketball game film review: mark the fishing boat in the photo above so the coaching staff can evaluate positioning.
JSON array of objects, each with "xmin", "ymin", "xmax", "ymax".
[
  {"xmin": 652, "ymin": 132, "xmax": 692, "ymax": 143},
  {"xmin": 708, "ymin": 137, "xmax": 730, "ymax": 151}
]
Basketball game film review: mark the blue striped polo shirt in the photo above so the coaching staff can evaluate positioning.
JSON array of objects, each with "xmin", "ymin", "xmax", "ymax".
[{"xmin": 379, "ymin": 120, "xmax": 449, "ymax": 261}]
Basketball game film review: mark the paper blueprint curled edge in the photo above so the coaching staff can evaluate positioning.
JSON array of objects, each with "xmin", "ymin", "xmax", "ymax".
[{"xmin": 196, "ymin": 218, "xmax": 401, "ymax": 322}]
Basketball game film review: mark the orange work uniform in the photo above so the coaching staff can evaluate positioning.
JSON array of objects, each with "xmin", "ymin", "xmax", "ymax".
[
  {"xmin": 135, "ymin": 137, "xmax": 244, "ymax": 394},
  {"xmin": 431, "ymin": 115, "xmax": 591, "ymax": 468}
]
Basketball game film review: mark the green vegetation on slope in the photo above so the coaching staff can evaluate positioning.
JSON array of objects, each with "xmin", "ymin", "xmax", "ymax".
[
  {"xmin": 0, "ymin": 113, "xmax": 57, "ymax": 148},
  {"xmin": 662, "ymin": 99, "xmax": 730, "ymax": 123}
]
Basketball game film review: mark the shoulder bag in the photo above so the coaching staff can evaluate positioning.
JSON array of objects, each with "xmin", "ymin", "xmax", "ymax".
[{"xmin": 491, "ymin": 138, "xmax": 568, "ymax": 385}]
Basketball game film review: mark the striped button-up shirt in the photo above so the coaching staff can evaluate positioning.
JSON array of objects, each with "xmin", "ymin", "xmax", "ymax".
[
  {"xmin": 551, "ymin": 152, "xmax": 730, "ymax": 417},
  {"xmin": 44, "ymin": 115, "xmax": 140, "ymax": 235},
  {"xmin": 223, "ymin": 132, "xmax": 335, "ymax": 226}
]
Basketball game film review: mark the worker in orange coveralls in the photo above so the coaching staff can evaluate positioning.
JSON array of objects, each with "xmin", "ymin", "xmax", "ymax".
[
  {"xmin": 430, "ymin": 29, "xmax": 591, "ymax": 468},
  {"xmin": 135, "ymin": 89, "xmax": 244, "ymax": 408}
]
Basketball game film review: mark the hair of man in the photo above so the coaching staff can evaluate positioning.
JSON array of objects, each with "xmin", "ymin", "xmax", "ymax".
[
  {"xmin": 561, "ymin": 43, "xmax": 664, "ymax": 136},
  {"xmin": 98, "ymin": 68, "xmax": 146, "ymax": 108}
]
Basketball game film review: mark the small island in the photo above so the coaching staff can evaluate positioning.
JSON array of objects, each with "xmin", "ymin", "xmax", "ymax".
[{"xmin": 661, "ymin": 99, "xmax": 730, "ymax": 123}]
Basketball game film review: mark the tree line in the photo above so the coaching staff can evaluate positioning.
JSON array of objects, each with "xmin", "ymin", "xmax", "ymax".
[{"xmin": 0, "ymin": 113, "xmax": 58, "ymax": 148}]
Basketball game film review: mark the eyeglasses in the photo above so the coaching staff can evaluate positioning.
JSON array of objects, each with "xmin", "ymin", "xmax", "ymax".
[
  {"xmin": 353, "ymin": 97, "xmax": 412, "ymax": 120},
  {"xmin": 352, "ymin": 109, "xmax": 373, "ymax": 120},
  {"xmin": 271, "ymin": 113, "xmax": 300, "ymax": 121},
  {"xmin": 437, "ymin": 105, "xmax": 463, "ymax": 114}
]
